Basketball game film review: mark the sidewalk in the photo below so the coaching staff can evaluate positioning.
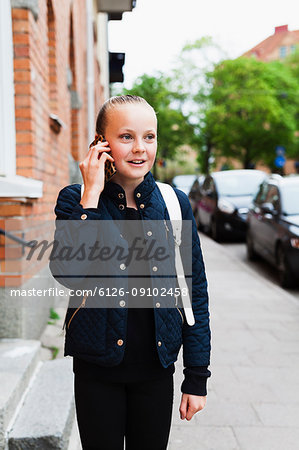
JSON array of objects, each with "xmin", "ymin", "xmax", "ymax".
[
  {"xmin": 42, "ymin": 233, "xmax": 299, "ymax": 449},
  {"xmin": 168, "ymin": 233, "xmax": 299, "ymax": 450}
]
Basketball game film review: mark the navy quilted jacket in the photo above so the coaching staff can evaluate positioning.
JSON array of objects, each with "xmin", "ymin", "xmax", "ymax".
[{"xmin": 49, "ymin": 170, "xmax": 211, "ymax": 369}]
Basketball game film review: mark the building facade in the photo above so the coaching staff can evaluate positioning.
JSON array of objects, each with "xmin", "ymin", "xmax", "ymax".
[
  {"xmin": 0, "ymin": 0, "xmax": 135, "ymax": 338},
  {"xmin": 242, "ymin": 25, "xmax": 299, "ymax": 62}
]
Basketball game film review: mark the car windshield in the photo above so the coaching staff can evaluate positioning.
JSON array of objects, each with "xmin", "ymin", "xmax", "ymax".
[
  {"xmin": 215, "ymin": 172, "xmax": 266, "ymax": 196},
  {"xmin": 281, "ymin": 184, "xmax": 299, "ymax": 215},
  {"xmin": 172, "ymin": 175, "xmax": 197, "ymax": 189},
  {"xmin": 172, "ymin": 175, "xmax": 197, "ymax": 194}
]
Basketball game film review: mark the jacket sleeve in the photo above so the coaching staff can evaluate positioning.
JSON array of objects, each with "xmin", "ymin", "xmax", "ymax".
[
  {"xmin": 49, "ymin": 184, "xmax": 104, "ymax": 291},
  {"xmin": 181, "ymin": 366, "xmax": 211, "ymax": 396},
  {"xmin": 173, "ymin": 188, "xmax": 211, "ymax": 387}
]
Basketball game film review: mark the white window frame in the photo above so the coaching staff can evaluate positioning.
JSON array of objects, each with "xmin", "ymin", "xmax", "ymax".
[
  {"xmin": 279, "ymin": 46, "xmax": 287, "ymax": 59},
  {"xmin": 0, "ymin": 0, "xmax": 42, "ymax": 198}
]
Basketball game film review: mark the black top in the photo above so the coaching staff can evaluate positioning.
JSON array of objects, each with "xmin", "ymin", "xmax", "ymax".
[{"xmin": 73, "ymin": 206, "xmax": 210, "ymax": 395}]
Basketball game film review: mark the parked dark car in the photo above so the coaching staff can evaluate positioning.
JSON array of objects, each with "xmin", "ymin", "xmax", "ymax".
[
  {"xmin": 246, "ymin": 175, "xmax": 299, "ymax": 288},
  {"xmin": 194, "ymin": 169, "xmax": 267, "ymax": 241},
  {"xmin": 171, "ymin": 174, "xmax": 198, "ymax": 196}
]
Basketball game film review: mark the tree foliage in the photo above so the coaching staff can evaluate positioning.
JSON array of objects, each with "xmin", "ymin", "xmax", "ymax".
[
  {"xmin": 167, "ymin": 37, "xmax": 227, "ymax": 173},
  {"xmin": 285, "ymin": 46, "xmax": 299, "ymax": 80},
  {"xmin": 205, "ymin": 57, "xmax": 299, "ymax": 168}
]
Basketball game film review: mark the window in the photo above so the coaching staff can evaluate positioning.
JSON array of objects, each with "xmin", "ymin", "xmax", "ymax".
[
  {"xmin": 265, "ymin": 185, "xmax": 280, "ymax": 210},
  {"xmin": 0, "ymin": 0, "xmax": 42, "ymax": 197},
  {"xmin": 279, "ymin": 46, "xmax": 287, "ymax": 58},
  {"xmin": 254, "ymin": 182, "xmax": 269, "ymax": 205},
  {"xmin": 290, "ymin": 44, "xmax": 297, "ymax": 54}
]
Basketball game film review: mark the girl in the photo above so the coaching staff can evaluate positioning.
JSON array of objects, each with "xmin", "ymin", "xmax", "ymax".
[{"xmin": 50, "ymin": 95, "xmax": 211, "ymax": 450}]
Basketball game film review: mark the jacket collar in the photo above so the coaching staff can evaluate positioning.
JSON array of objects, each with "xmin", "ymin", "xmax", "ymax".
[{"xmin": 102, "ymin": 170, "xmax": 157, "ymax": 207}]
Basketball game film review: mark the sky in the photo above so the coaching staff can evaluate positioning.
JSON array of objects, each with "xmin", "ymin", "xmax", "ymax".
[{"xmin": 108, "ymin": 0, "xmax": 299, "ymax": 88}]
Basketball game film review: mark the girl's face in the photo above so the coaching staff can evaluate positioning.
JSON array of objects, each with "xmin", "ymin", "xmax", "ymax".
[{"xmin": 104, "ymin": 103, "xmax": 157, "ymax": 185}]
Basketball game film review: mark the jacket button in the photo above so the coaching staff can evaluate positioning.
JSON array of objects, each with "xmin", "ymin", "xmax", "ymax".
[
  {"xmin": 152, "ymin": 266, "xmax": 158, "ymax": 272},
  {"xmin": 157, "ymin": 341, "xmax": 162, "ymax": 347},
  {"xmin": 156, "ymin": 302, "xmax": 160, "ymax": 308},
  {"xmin": 119, "ymin": 204, "xmax": 125, "ymax": 210},
  {"xmin": 147, "ymin": 231, "xmax": 152, "ymax": 236},
  {"xmin": 80, "ymin": 214, "xmax": 87, "ymax": 220},
  {"xmin": 118, "ymin": 193, "xmax": 124, "ymax": 199},
  {"xmin": 140, "ymin": 203, "xmax": 145, "ymax": 209},
  {"xmin": 120, "ymin": 263, "xmax": 126, "ymax": 270},
  {"xmin": 136, "ymin": 193, "xmax": 141, "ymax": 198},
  {"xmin": 119, "ymin": 300, "xmax": 126, "ymax": 307},
  {"xmin": 117, "ymin": 339, "xmax": 124, "ymax": 346}
]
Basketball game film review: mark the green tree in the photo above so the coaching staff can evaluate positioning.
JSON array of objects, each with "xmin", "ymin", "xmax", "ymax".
[
  {"xmin": 205, "ymin": 57, "xmax": 299, "ymax": 169},
  {"xmin": 168, "ymin": 37, "xmax": 227, "ymax": 174},
  {"xmin": 284, "ymin": 46, "xmax": 299, "ymax": 156},
  {"xmin": 285, "ymin": 46, "xmax": 299, "ymax": 80}
]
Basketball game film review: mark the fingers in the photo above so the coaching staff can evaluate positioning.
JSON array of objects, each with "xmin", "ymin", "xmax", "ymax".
[
  {"xmin": 179, "ymin": 395, "xmax": 187, "ymax": 420},
  {"xmin": 80, "ymin": 141, "xmax": 111, "ymax": 168},
  {"xmin": 78, "ymin": 139, "xmax": 115, "ymax": 193},
  {"xmin": 186, "ymin": 404, "xmax": 197, "ymax": 421},
  {"xmin": 180, "ymin": 394, "xmax": 206, "ymax": 421},
  {"xmin": 98, "ymin": 151, "xmax": 115, "ymax": 164},
  {"xmin": 89, "ymin": 141, "xmax": 111, "ymax": 163}
]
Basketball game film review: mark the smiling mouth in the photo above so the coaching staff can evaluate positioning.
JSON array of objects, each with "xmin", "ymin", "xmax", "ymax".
[{"xmin": 127, "ymin": 160, "xmax": 146, "ymax": 165}]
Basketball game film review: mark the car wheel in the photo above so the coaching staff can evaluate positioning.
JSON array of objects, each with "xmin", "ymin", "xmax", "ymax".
[
  {"xmin": 210, "ymin": 217, "xmax": 222, "ymax": 242},
  {"xmin": 246, "ymin": 230, "xmax": 259, "ymax": 261},
  {"xmin": 276, "ymin": 244, "xmax": 295, "ymax": 288}
]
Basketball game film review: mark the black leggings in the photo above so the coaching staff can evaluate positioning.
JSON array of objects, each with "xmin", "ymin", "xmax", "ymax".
[{"xmin": 74, "ymin": 374, "xmax": 174, "ymax": 450}]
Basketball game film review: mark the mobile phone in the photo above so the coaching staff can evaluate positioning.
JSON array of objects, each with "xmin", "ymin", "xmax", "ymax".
[{"xmin": 89, "ymin": 134, "xmax": 116, "ymax": 182}]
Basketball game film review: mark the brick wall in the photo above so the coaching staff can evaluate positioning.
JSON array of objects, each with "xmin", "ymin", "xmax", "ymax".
[{"xmin": 1, "ymin": 0, "xmax": 104, "ymax": 288}]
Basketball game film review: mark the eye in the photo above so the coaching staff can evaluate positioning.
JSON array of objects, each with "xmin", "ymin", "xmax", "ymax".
[
  {"xmin": 120, "ymin": 134, "xmax": 132, "ymax": 140},
  {"xmin": 146, "ymin": 134, "xmax": 156, "ymax": 140}
]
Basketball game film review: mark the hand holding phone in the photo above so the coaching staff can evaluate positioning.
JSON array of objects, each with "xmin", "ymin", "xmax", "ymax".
[{"xmin": 89, "ymin": 134, "xmax": 117, "ymax": 183}]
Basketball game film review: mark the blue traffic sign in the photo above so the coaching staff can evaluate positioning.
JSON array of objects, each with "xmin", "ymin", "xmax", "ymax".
[{"xmin": 274, "ymin": 155, "xmax": 286, "ymax": 168}]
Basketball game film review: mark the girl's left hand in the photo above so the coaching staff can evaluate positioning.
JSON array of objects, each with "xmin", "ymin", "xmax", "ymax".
[{"xmin": 179, "ymin": 393, "xmax": 207, "ymax": 421}]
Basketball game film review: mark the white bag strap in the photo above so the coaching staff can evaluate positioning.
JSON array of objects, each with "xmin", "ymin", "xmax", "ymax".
[
  {"xmin": 156, "ymin": 182, "xmax": 195, "ymax": 326},
  {"xmin": 81, "ymin": 184, "xmax": 84, "ymax": 198}
]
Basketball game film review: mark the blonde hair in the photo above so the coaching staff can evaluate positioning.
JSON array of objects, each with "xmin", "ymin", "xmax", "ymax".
[{"xmin": 96, "ymin": 95, "xmax": 156, "ymax": 135}]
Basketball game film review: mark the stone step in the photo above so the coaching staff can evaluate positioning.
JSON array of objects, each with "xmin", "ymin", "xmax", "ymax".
[
  {"xmin": 7, "ymin": 358, "xmax": 75, "ymax": 450},
  {"xmin": 0, "ymin": 339, "xmax": 41, "ymax": 449}
]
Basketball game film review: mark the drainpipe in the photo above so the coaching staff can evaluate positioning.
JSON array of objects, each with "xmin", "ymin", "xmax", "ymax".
[{"xmin": 86, "ymin": 0, "xmax": 95, "ymax": 142}]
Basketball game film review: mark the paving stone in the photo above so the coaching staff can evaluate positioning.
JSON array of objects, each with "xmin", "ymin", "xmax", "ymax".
[
  {"xmin": 253, "ymin": 402, "xmax": 299, "ymax": 427},
  {"xmin": 233, "ymin": 426, "xmax": 299, "ymax": 450},
  {"xmin": 248, "ymin": 350, "xmax": 299, "ymax": 367},
  {"xmin": 232, "ymin": 365, "xmax": 299, "ymax": 387},
  {"xmin": 197, "ymin": 399, "xmax": 261, "ymax": 426},
  {"xmin": 211, "ymin": 348, "xmax": 254, "ymax": 366},
  {"xmin": 212, "ymin": 376, "xmax": 278, "ymax": 403},
  {"xmin": 168, "ymin": 425, "xmax": 240, "ymax": 450}
]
